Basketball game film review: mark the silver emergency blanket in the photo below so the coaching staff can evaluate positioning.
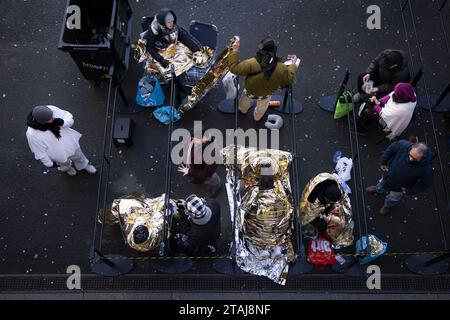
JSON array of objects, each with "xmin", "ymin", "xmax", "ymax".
[{"xmin": 222, "ymin": 145, "xmax": 296, "ymax": 285}]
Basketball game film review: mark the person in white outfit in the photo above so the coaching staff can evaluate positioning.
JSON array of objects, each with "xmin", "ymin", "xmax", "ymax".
[{"xmin": 26, "ymin": 105, "xmax": 97, "ymax": 176}]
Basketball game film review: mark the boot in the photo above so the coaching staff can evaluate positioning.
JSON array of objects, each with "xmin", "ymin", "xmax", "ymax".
[{"xmin": 366, "ymin": 186, "xmax": 377, "ymax": 194}]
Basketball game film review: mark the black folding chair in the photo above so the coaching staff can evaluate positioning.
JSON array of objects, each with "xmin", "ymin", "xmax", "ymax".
[{"xmin": 189, "ymin": 20, "xmax": 218, "ymax": 49}]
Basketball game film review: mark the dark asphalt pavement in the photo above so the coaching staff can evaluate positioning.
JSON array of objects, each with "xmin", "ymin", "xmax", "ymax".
[{"xmin": 1, "ymin": 0, "xmax": 449, "ymax": 292}]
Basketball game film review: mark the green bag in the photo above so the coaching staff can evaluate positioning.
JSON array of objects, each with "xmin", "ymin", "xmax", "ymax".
[{"xmin": 334, "ymin": 91, "xmax": 353, "ymax": 119}]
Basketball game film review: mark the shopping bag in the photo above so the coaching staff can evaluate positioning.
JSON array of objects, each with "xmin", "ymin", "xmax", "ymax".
[
  {"xmin": 136, "ymin": 75, "xmax": 165, "ymax": 107},
  {"xmin": 334, "ymin": 91, "xmax": 353, "ymax": 119}
]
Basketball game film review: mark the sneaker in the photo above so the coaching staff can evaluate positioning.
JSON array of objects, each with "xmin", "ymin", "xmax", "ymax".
[{"xmin": 84, "ymin": 164, "xmax": 97, "ymax": 175}]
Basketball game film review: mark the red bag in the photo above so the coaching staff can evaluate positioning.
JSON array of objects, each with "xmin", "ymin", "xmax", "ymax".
[{"xmin": 307, "ymin": 234, "xmax": 336, "ymax": 271}]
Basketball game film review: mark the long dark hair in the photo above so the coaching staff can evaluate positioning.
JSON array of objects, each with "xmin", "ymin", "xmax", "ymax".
[{"xmin": 255, "ymin": 37, "xmax": 281, "ymax": 79}]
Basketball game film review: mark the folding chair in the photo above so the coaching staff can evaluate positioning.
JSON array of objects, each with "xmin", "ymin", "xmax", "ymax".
[{"xmin": 189, "ymin": 20, "xmax": 218, "ymax": 50}]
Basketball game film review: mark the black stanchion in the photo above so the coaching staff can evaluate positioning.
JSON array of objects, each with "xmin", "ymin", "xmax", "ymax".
[
  {"xmin": 270, "ymin": 93, "xmax": 303, "ymax": 114},
  {"xmin": 410, "ymin": 67, "xmax": 424, "ymax": 88},
  {"xmin": 318, "ymin": 70, "xmax": 350, "ymax": 113},
  {"xmin": 90, "ymin": 65, "xmax": 134, "ymax": 276},
  {"xmin": 329, "ymin": 68, "xmax": 371, "ymax": 278},
  {"xmin": 285, "ymin": 85, "xmax": 312, "ymax": 275},
  {"xmin": 212, "ymin": 257, "xmax": 244, "ymax": 275},
  {"xmin": 151, "ymin": 254, "xmax": 194, "ymax": 274},
  {"xmin": 218, "ymin": 92, "xmax": 303, "ymax": 114},
  {"xmin": 213, "ymin": 76, "xmax": 243, "ymax": 275},
  {"xmin": 405, "ymin": 252, "xmax": 450, "ymax": 275},
  {"xmin": 420, "ymin": 83, "xmax": 450, "ymax": 112},
  {"xmin": 89, "ymin": 247, "xmax": 133, "ymax": 276},
  {"xmin": 151, "ymin": 64, "xmax": 193, "ymax": 274}
]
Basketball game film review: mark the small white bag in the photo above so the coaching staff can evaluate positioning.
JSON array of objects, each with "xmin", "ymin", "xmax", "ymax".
[
  {"xmin": 222, "ymin": 71, "xmax": 238, "ymax": 100},
  {"xmin": 334, "ymin": 157, "xmax": 353, "ymax": 182}
]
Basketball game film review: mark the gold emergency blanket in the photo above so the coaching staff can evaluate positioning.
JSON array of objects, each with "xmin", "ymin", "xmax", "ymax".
[
  {"xmin": 222, "ymin": 145, "xmax": 295, "ymax": 285},
  {"xmin": 180, "ymin": 36, "xmax": 239, "ymax": 112},
  {"xmin": 300, "ymin": 173, "xmax": 354, "ymax": 248},
  {"xmin": 110, "ymin": 194, "xmax": 171, "ymax": 252},
  {"xmin": 134, "ymin": 40, "xmax": 195, "ymax": 79}
]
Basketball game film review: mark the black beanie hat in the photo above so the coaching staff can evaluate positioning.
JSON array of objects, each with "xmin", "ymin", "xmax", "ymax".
[
  {"xmin": 324, "ymin": 183, "xmax": 342, "ymax": 202},
  {"xmin": 133, "ymin": 225, "xmax": 149, "ymax": 244}
]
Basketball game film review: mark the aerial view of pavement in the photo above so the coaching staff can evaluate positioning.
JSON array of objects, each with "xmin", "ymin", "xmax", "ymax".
[{"xmin": 1, "ymin": 0, "xmax": 450, "ymax": 306}]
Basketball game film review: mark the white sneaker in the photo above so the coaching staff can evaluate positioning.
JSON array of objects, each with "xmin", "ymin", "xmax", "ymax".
[
  {"xmin": 65, "ymin": 167, "xmax": 77, "ymax": 176},
  {"xmin": 84, "ymin": 164, "xmax": 97, "ymax": 175}
]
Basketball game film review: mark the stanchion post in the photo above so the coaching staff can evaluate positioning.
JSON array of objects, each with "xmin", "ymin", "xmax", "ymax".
[{"xmin": 318, "ymin": 69, "xmax": 350, "ymax": 113}]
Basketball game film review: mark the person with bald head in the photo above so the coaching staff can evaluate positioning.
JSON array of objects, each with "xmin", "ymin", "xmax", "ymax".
[
  {"xmin": 26, "ymin": 105, "xmax": 96, "ymax": 176},
  {"xmin": 366, "ymin": 140, "xmax": 433, "ymax": 215}
]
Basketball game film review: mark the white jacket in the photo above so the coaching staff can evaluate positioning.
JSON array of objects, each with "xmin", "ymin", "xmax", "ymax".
[
  {"xmin": 380, "ymin": 93, "xmax": 417, "ymax": 140},
  {"xmin": 26, "ymin": 106, "xmax": 82, "ymax": 167}
]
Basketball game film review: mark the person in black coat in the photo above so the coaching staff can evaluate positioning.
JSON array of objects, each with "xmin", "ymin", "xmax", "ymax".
[
  {"xmin": 354, "ymin": 49, "xmax": 411, "ymax": 102},
  {"xmin": 366, "ymin": 140, "xmax": 433, "ymax": 216},
  {"xmin": 144, "ymin": 8, "xmax": 202, "ymax": 68}
]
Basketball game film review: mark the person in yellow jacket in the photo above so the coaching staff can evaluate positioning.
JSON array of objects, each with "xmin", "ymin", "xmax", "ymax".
[{"xmin": 229, "ymin": 36, "xmax": 298, "ymax": 121}]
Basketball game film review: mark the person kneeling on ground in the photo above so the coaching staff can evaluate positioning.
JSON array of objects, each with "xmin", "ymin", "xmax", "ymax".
[
  {"xmin": 229, "ymin": 36, "xmax": 298, "ymax": 122},
  {"xmin": 356, "ymin": 82, "xmax": 417, "ymax": 138},
  {"xmin": 366, "ymin": 140, "xmax": 433, "ymax": 216},
  {"xmin": 26, "ymin": 105, "xmax": 96, "ymax": 176}
]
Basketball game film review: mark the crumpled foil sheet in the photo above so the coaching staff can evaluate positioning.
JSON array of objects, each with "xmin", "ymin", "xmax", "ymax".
[
  {"xmin": 222, "ymin": 145, "xmax": 295, "ymax": 285},
  {"xmin": 366, "ymin": 234, "xmax": 386, "ymax": 256},
  {"xmin": 110, "ymin": 194, "xmax": 173, "ymax": 252},
  {"xmin": 299, "ymin": 173, "xmax": 354, "ymax": 249},
  {"xmin": 133, "ymin": 40, "xmax": 194, "ymax": 79}
]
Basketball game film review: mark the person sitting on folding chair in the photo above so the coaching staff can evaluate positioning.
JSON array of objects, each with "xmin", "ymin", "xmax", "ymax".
[
  {"xmin": 353, "ymin": 49, "xmax": 410, "ymax": 103},
  {"xmin": 355, "ymin": 82, "xmax": 417, "ymax": 139},
  {"xmin": 143, "ymin": 8, "xmax": 213, "ymax": 105},
  {"xmin": 144, "ymin": 8, "xmax": 202, "ymax": 69},
  {"xmin": 229, "ymin": 36, "xmax": 299, "ymax": 122}
]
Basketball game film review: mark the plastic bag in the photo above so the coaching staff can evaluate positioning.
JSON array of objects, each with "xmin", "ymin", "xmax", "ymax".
[
  {"xmin": 355, "ymin": 234, "xmax": 387, "ymax": 265},
  {"xmin": 222, "ymin": 71, "xmax": 237, "ymax": 100},
  {"xmin": 153, "ymin": 105, "xmax": 180, "ymax": 125},
  {"xmin": 334, "ymin": 91, "xmax": 353, "ymax": 119},
  {"xmin": 136, "ymin": 75, "xmax": 165, "ymax": 107},
  {"xmin": 307, "ymin": 234, "xmax": 336, "ymax": 269},
  {"xmin": 334, "ymin": 157, "xmax": 353, "ymax": 182}
]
